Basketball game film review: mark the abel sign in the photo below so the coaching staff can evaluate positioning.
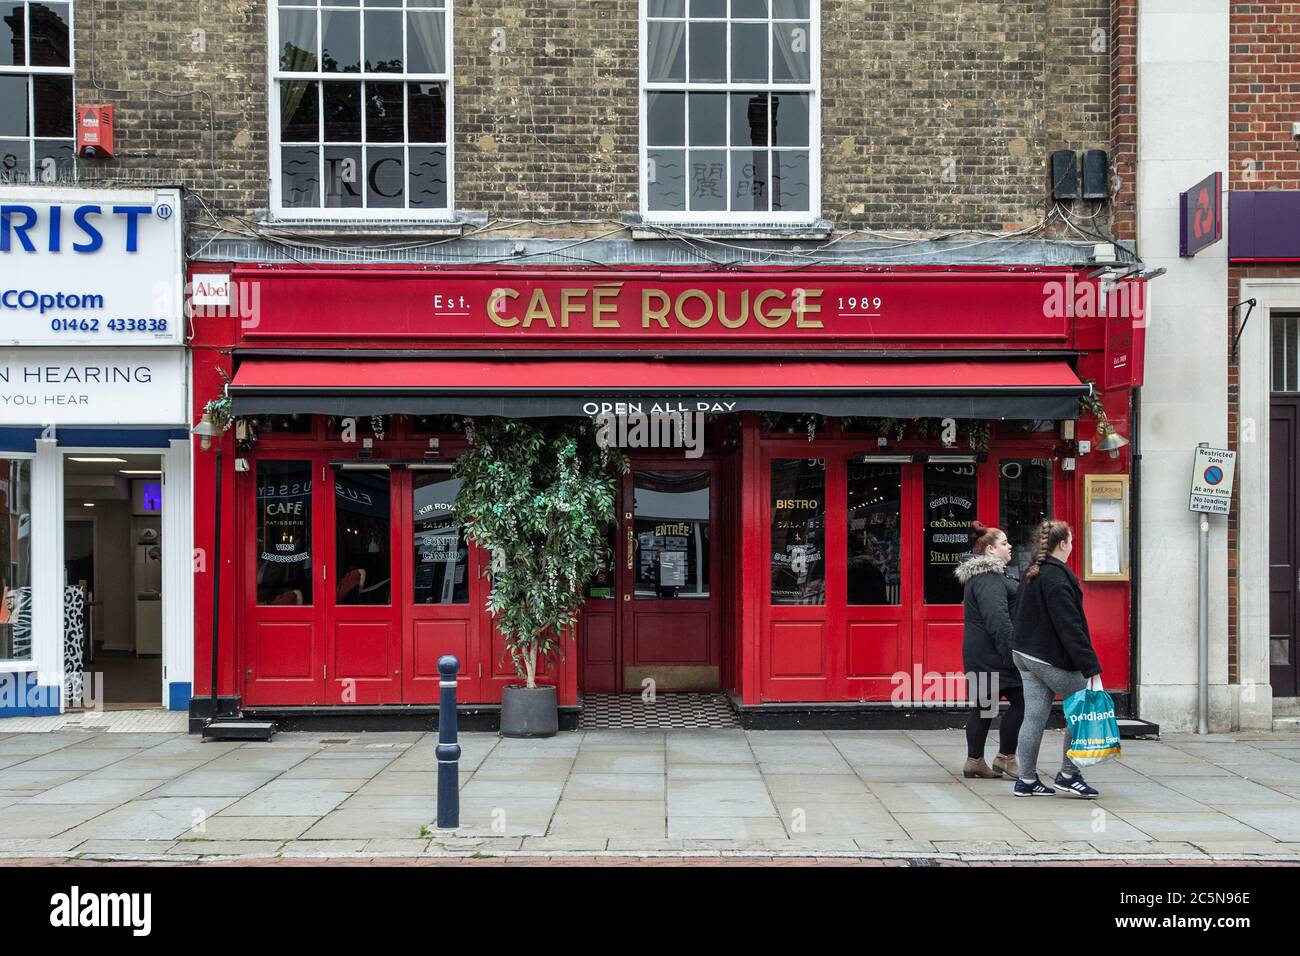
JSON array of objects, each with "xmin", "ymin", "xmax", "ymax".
[
  {"xmin": 0, "ymin": 187, "xmax": 184, "ymax": 346},
  {"xmin": 1189, "ymin": 446, "xmax": 1236, "ymax": 515}
]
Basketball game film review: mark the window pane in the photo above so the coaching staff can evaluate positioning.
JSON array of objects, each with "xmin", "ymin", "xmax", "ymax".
[
  {"xmin": 999, "ymin": 458, "xmax": 1053, "ymax": 582},
  {"xmin": 634, "ymin": 470, "xmax": 710, "ymax": 599},
  {"xmin": 0, "ymin": 458, "xmax": 32, "ymax": 661},
  {"xmin": 408, "ymin": 82, "xmax": 446, "ymax": 141},
  {"xmin": 0, "ymin": 76, "xmax": 27, "ymax": 137},
  {"xmin": 412, "ymin": 473, "xmax": 468, "ymax": 605},
  {"xmin": 847, "ymin": 462, "xmax": 901, "ymax": 606},
  {"xmin": 281, "ymin": 146, "xmax": 321, "ymax": 207},
  {"xmin": 648, "ymin": 91, "xmax": 685, "ymax": 146},
  {"xmin": 923, "ymin": 464, "xmax": 978, "ymax": 604},
  {"xmin": 688, "ymin": 92, "xmax": 725, "ymax": 146},
  {"xmin": 772, "ymin": 150, "xmax": 809, "ymax": 211},
  {"xmin": 773, "ymin": 0, "xmax": 809, "ymax": 16},
  {"xmin": 646, "ymin": 148, "xmax": 685, "ymax": 211},
  {"xmin": 280, "ymin": 80, "xmax": 320, "ymax": 141},
  {"xmin": 408, "ymin": 146, "xmax": 447, "ymax": 207},
  {"xmin": 730, "ymin": 22, "xmax": 767, "ymax": 82},
  {"xmin": 732, "ymin": 0, "xmax": 768, "ymax": 16},
  {"xmin": 587, "ymin": 523, "xmax": 616, "ymax": 599},
  {"xmin": 647, "ymin": 19, "xmax": 685, "ymax": 82},
  {"xmin": 323, "ymin": 81, "xmax": 361, "ymax": 139},
  {"xmin": 648, "ymin": 0, "xmax": 685, "ymax": 14},
  {"xmin": 687, "ymin": 149, "xmax": 727, "ymax": 211},
  {"xmin": 32, "ymin": 76, "xmax": 72, "ymax": 137},
  {"xmin": 364, "ymin": 10, "xmax": 403, "ymax": 72},
  {"xmin": 692, "ymin": 0, "xmax": 725, "ymax": 16},
  {"xmin": 365, "ymin": 81, "xmax": 404, "ymax": 142},
  {"xmin": 730, "ymin": 92, "xmax": 767, "ymax": 146},
  {"xmin": 33, "ymin": 138, "xmax": 73, "ymax": 181},
  {"xmin": 407, "ymin": 11, "xmax": 445, "ymax": 73},
  {"xmin": 1273, "ymin": 313, "xmax": 1286, "ymax": 391},
  {"xmin": 0, "ymin": 139, "xmax": 29, "ymax": 182},
  {"xmin": 279, "ymin": 8, "xmax": 318, "ymax": 70},
  {"xmin": 771, "ymin": 92, "xmax": 809, "ymax": 145},
  {"xmin": 366, "ymin": 145, "xmax": 404, "ymax": 207},
  {"xmin": 770, "ymin": 458, "xmax": 825, "ymax": 605},
  {"xmin": 0, "ymin": 3, "xmax": 25, "ymax": 66},
  {"xmin": 320, "ymin": 8, "xmax": 360, "ymax": 72},
  {"xmin": 28, "ymin": 1, "xmax": 70, "ymax": 67},
  {"xmin": 256, "ymin": 461, "xmax": 313, "ymax": 606},
  {"xmin": 689, "ymin": 22, "xmax": 726, "ymax": 82},
  {"xmin": 335, "ymin": 471, "xmax": 391, "ymax": 605},
  {"xmin": 731, "ymin": 150, "xmax": 767, "ymax": 211},
  {"xmin": 772, "ymin": 22, "xmax": 810, "ymax": 83},
  {"xmin": 323, "ymin": 145, "xmax": 363, "ymax": 206}
]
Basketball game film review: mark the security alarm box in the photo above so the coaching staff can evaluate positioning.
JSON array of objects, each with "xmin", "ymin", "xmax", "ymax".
[{"xmin": 76, "ymin": 104, "xmax": 115, "ymax": 158}]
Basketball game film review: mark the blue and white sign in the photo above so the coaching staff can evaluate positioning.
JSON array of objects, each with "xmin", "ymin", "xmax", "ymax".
[
  {"xmin": 0, "ymin": 187, "xmax": 184, "ymax": 347},
  {"xmin": 1189, "ymin": 446, "xmax": 1236, "ymax": 515},
  {"xmin": 0, "ymin": 348, "xmax": 187, "ymax": 425}
]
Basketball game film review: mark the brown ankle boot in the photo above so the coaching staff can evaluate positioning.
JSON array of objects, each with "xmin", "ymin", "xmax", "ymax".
[
  {"xmin": 993, "ymin": 753, "xmax": 1019, "ymax": 778},
  {"xmin": 963, "ymin": 757, "xmax": 1000, "ymax": 779}
]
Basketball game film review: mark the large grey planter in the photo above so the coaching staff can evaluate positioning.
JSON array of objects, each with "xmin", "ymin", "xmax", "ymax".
[{"xmin": 500, "ymin": 684, "xmax": 559, "ymax": 738}]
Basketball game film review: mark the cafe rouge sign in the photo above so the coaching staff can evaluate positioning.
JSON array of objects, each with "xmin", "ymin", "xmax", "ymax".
[{"xmin": 234, "ymin": 268, "xmax": 1140, "ymax": 342}]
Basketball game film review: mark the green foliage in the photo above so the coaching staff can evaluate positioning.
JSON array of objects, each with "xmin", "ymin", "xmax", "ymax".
[{"xmin": 452, "ymin": 418, "xmax": 627, "ymax": 688}]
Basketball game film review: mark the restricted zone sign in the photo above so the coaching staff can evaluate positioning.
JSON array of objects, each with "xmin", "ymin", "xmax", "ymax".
[{"xmin": 1189, "ymin": 446, "xmax": 1236, "ymax": 514}]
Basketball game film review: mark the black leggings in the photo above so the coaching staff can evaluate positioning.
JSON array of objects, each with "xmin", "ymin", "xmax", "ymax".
[{"xmin": 965, "ymin": 686, "xmax": 1025, "ymax": 759}]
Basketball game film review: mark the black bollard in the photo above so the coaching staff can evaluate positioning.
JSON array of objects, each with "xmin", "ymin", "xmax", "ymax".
[{"xmin": 436, "ymin": 655, "xmax": 461, "ymax": 829}]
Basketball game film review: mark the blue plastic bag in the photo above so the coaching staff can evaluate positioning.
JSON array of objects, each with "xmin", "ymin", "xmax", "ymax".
[{"xmin": 1063, "ymin": 679, "xmax": 1122, "ymax": 766}]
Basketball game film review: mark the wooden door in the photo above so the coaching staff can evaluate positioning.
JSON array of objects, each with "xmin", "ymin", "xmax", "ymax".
[
  {"xmin": 619, "ymin": 464, "xmax": 721, "ymax": 692},
  {"xmin": 1271, "ymin": 398, "xmax": 1299, "ymax": 697},
  {"xmin": 402, "ymin": 466, "xmax": 482, "ymax": 702},
  {"xmin": 241, "ymin": 455, "xmax": 326, "ymax": 706},
  {"xmin": 324, "ymin": 465, "xmax": 402, "ymax": 704}
]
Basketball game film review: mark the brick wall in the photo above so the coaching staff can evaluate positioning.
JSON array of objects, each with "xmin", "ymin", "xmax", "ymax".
[{"xmin": 57, "ymin": 0, "xmax": 1113, "ymax": 236}]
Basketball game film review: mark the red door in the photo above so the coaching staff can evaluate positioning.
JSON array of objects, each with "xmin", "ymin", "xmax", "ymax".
[
  {"xmin": 403, "ymin": 466, "xmax": 483, "ymax": 702},
  {"xmin": 619, "ymin": 464, "xmax": 721, "ymax": 692},
  {"xmin": 324, "ymin": 464, "xmax": 402, "ymax": 704},
  {"xmin": 241, "ymin": 455, "xmax": 326, "ymax": 706}
]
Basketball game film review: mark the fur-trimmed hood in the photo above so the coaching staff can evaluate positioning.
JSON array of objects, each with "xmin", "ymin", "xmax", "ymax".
[{"xmin": 954, "ymin": 553, "xmax": 1008, "ymax": 584}]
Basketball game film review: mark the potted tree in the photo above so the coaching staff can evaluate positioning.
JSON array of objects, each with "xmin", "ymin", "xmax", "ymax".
[{"xmin": 453, "ymin": 418, "xmax": 625, "ymax": 737}]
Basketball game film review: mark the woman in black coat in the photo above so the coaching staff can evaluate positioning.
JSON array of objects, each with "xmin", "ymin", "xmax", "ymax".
[{"xmin": 954, "ymin": 522, "xmax": 1024, "ymax": 779}]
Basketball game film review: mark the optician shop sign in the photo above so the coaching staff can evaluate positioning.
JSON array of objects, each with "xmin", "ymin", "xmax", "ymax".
[
  {"xmin": 0, "ymin": 348, "xmax": 187, "ymax": 425},
  {"xmin": 0, "ymin": 187, "xmax": 184, "ymax": 346}
]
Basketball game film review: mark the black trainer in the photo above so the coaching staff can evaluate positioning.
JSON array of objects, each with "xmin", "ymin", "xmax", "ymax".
[
  {"xmin": 1012, "ymin": 776, "xmax": 1056, "ymax": 797},
  {"xmin": 1053, "ymin": 771, "xmax": 1100, "ymax": 798}
]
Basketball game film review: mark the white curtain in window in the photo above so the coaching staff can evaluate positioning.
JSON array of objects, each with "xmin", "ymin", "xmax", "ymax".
[
  {"xmin": 647, "ymin": 20, "xmax": 684, "ymax": 82},
  {"xmin": 407, "ymin": 11, "xmax": 446, "ymax": 75},
  {"xmin": 772, "ymin": 22, "xmax": 809, "ymax": 83}
]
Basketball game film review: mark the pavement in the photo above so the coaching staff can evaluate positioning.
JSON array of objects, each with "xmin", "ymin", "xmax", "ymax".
[{"xmin": 1, "ymin": 725, "xmax": 1300, "ymax": 863}]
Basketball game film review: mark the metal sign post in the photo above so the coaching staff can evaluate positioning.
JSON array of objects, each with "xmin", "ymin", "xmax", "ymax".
[{"xmin": 1188, "ymin": 444, "xmax": 1237, "ymax": 735}]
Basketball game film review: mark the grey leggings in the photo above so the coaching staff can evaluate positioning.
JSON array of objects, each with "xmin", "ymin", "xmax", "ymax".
[{"xmin": 1013, "ymin": 651, "xmax": 1088, "ymax": 781}]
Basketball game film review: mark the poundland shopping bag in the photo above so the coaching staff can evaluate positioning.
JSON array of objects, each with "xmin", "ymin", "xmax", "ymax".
[{"xmin": 1064, "ymin": 678, "xmax": 1122, "ymax": 766}]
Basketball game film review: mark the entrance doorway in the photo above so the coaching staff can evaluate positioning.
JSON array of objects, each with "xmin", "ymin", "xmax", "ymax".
[
  {"xmin": 1270, "ymin": 312, "xmax": 1300, "ymax": 696},
  {"xmin": 62, "ymin": 452, "xmax": 165, "ymax": 708}
]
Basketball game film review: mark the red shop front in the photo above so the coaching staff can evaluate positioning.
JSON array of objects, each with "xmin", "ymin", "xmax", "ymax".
[{"xmin": 187, "ymin": 264, "xmax": 1144, "ymax": 728}]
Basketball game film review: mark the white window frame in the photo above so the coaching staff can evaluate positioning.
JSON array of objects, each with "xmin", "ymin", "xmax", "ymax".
[
  {"xmin": 0, "ymin": 0, "xmax": 76, "ymax": 185},
  {"xmin": 267, "ymin": 0, "xmax": 456, "ymax": 220},
  {"xmin": 0, "ymin": 452, "xmax": 35, "ymax": 670},
  {"xmin": 639, "ymin": 0, "xmax": 821, "ymax": 225}
]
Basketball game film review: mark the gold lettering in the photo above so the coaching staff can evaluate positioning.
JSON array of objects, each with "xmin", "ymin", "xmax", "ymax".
[
  {"xmin": 593, "ymin": 285, "xmax": 622, "ymax": 328},
  {"xmin": 717, "ymin": 289, "xmax": 751, "ymax": 328},
  {"xmin": 523, "ymin": 287, "xmax": 556, "ymax": 329},
  {"xmin": 642, "ymin": 289, "xmax": 670, "ymax": 328},
  {"xmin": 794, "ymin": 288, "xmax": 824, "ymax": 328},
  {"xmin": 559, "ymin": 288, "xmax": 588, "ymax": 329},
  {"xmin": 674, "ymin": 289, "xmax": 714, "ymax": 328},
  {"xmin": 486, "ymin": 288, "xmax": 520, "ymax": 327},
  {"xmin": 754, "ymin": 289, "xmax": 791, "ymax": 329}
]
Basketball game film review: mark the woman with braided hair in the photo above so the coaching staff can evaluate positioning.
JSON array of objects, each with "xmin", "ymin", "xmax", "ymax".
[{"xmin": 1009, "ymin": 520, "xmax": 1104, "ymax": 798}]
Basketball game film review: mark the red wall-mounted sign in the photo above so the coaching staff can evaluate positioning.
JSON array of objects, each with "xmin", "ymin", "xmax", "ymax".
[
  {"xmin": 1180, "ymin": 171, "xmax": 1223, "ymax": 257},
  {"xmin": 222, "ymin": 266, "xmax": 1145, "ymax": 348}
]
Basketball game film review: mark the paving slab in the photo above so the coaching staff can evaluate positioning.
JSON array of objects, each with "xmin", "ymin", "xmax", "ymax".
[
  {"xmin": 666, "ymin": 815, "xmax": 787, "ymax": 840},
  {"xmin": 0, "ymin": 733, "xmax": 98, "ymax": 755},
  {"xmin": 10, "ymin": 749, "xmax": 142, "ymax": 772},
  {"xmin": 61, "ymin": 797, "xmax": 238, "ymax": 841},
  {"xmin": 0, "ymin": 835, "xmax": 90, "ymax": 854},
  {"xmin": 23, "ymin": 777, "xmax": 169, "ymax": 805},
  {"xmin": 763, "ymin": 773, "xmax": 871, "ymax": 799},
  {"xmin": 563, "ymin": 773, "xmax": 664, "ymax": 801},
  {"xmin": 220, "ymin": 785, "xmax": 353, "ymax": 817},
  {"xmin": 1161, "ymin": 777, "xmax": 1300, "ymax": 806},
  {"xmin": 299, "ymin": 807, "xmax": 435, "ymax": 840},
  {"xmin": 893, "ymin": 812, "xmax": 1031, "ymax": 842},
  {"xmin": 1118, "ymin": 811, "xmax": 1271, "ymax": 842},
  {"xmin": 1011, "ymin": 816, "xmax": 1152, "ymax": 842},
  {"xmin": 282, "ymin": 839, "xmax": 370, "ymax": 856},
  {"xmin": 667, "ymin": 778, "xmax": 776, "ymax": 817},
  {"xmin": 279, "ymin": 757, "xmax": 395, "ymax": 779},
  {"xmin": 572, "ymin": 751, "xmax": 665, "ymax": 774},
  {"xmin": 870, "ymin": 782, "xmax": 997, "ymax": 814},
  {"xmin": 460, "ymin": 779, "xmax": 565, "ymax": 802},
  {"xmin": 0, "ymin": 769, "xmax": 102, "ymax": 791},
  {"xmin": 80, "ymin": 757, "xmax": 215, "ymax": 780},
  {"xmin": 339, "ymin": 793, "xmax": 436, "ymax": 811},
  {"xmin": 471, "ymin": 757, "xmax": 574, "ymax": 781},
  {"xmin": 72, "ymin": 840, "xmax": 180, "ymax": 855},
  {"xmin": 1091, "ymin": 781, "xmax": 1213, "ymax": 812},
  {"xmin": 1212, "ymin": 806, "xmax": 1300, "ymax": 841},
  {"xmin": 191, "ymin": 815, "xmax": 318, "ymax": 841},
  {"xmin": 144, "ymin": 770, "xmax": 282, "ymax": 798},
  {"xmin": 0, "ymin": 803, "xmax": 116, "ymax": 839},
  {"xmin": 168, "ymin": 840, "xmax": 286, "ymax": 856},
  {"xmin": 666, "ymin": 762, "xmax": 763, "ymax": 780},
  {"xmin": 547, "ymin": 800, "xmax": 664, "ymax": 839}
]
